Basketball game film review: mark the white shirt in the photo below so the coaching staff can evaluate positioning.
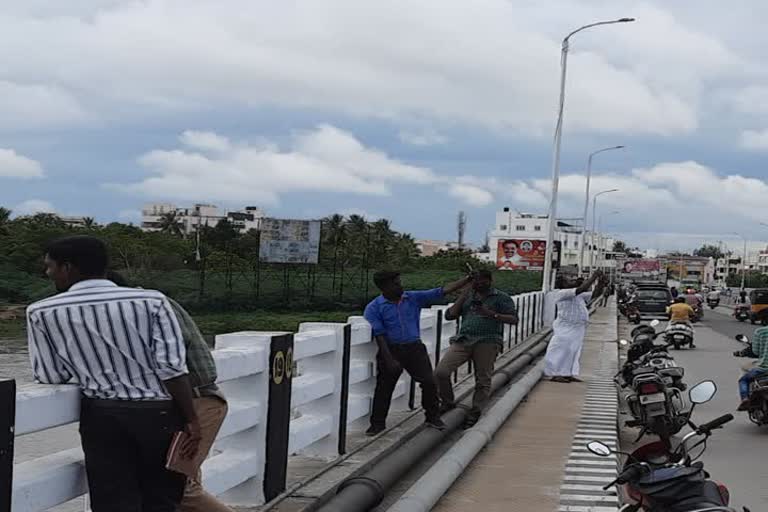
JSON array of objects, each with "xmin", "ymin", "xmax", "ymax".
[
  {"xmin": 26, "ymin": 279, "xmax": 188, "ymax": 400},
  {"xmin": 550, "ymin": 288, "xmax": 592, "ymax": 326}
]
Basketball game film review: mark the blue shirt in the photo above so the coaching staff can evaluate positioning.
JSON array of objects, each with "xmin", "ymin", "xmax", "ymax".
[{"xmin": 364, "ymin": 288, "xmax": 444, "ymax": 344}]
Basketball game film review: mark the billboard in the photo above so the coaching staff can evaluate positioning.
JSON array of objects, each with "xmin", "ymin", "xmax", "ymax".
[
  {"xmin": 259, "ymin": 218, "xmax": 321, "ymax": 264},
  {"xmin": 620, "ymin": 259, "xmax": 661, "ymax": 274},
  {"xmin": 496, "ymin": 239, "xmax": 548, "ymax": 270}
]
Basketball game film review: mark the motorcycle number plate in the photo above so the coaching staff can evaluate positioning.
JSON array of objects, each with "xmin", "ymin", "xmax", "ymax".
[
  {"xmin": 674, "ymin": 335, "xmax": 685, "ymax": 340},
  {"xmin": 639, "ymin": 392, "xmax": 665, "ymax": 404}
]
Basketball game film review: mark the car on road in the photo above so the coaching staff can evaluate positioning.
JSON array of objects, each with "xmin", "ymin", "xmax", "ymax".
[{"xmin": 634, "ymin": 284, "xmax": 673, "ymax": 318}]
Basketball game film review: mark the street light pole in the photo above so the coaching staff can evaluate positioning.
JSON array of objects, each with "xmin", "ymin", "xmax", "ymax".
[
  {"xmin": 732, "ymin": 232, "xmax": 748, "ymax": 290},
  {"xmin": 579, "ymin": 145, "xmax": 624, "ymax": 275},
  {"xmin": 597, "ymin": 211, "xmax": 620, "ymax": 272},
  {"xmin": 541, "ymin": 17, "xmax": 636, "ymax": 293},
  {"xmin": 590, "ymin": 189, "xmax": 619, "ymax": 270}
]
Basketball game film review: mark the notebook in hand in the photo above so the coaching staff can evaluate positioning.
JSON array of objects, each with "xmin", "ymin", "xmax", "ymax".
[{"xmin": 166, "ymin": 431, "xmax": 198, "ymax": 478}]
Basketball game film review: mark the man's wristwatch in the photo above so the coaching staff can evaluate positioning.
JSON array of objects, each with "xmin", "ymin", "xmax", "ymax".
[{"xmin": 493, "ymin": 313, "xmax": 500, "ymax": 320}]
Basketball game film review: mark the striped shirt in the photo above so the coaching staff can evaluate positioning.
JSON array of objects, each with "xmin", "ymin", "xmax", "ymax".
[
  {"xmin": 550, "ymin": 288, "xmax": 592, "ymax": 326},
  {"xmin": 26, "ymin": 279, "xmax": 188, "ymax": 400}
]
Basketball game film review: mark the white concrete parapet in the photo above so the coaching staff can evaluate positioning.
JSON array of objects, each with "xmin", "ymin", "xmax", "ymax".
[{"xmin": 9, "ymin": 291, "xmax": 545, "ymax": 511}]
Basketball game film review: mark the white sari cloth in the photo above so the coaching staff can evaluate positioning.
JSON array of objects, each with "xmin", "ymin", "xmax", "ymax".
[{"xmin": 544, "ymin": 288, "xmax": 592, "ymax": 377}]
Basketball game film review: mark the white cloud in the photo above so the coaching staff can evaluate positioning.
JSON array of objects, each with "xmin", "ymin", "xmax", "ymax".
[
  {"xmin": 14, "ymin": 199, "xmax": 55, "ymax": 216},
  {"xmin": 0, "ymin": 149, "xmax": 45, "ymax": 178},
  {"xmin": 110, "ymin": 125, "xmax": 446, "ymax": 205},
  {"xmin": 398, "ymin": 128, "xmax": 447, "ymax": 146},
  {"xmin": 740, "ymin": 129, "xmax": 768, "ymax": 151},
  {"xmin": 448, "ymin": 184, "xmax": 494, "ymax": 207},
  {"xmin": 0, "ymin": 81, "xmax": 87, "ymax": 130},
  {"xmin": 0, "ymin": 0, "xmax": 749, "ymax": 136},
  {"xmin": 179, "ymin": 131, "xmax": 232, "ymax": 153}
]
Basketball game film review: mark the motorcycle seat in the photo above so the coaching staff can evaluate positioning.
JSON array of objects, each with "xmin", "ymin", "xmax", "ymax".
[{"xmin": 635, "ymin": 463, "xmax": 705, "ymax": 491}]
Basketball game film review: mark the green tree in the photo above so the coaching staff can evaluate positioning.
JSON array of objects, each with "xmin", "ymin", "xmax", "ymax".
[
  {"xmin": 694, "ymin": 244, "xmax": 725, "ymax": 260},
  {"xmin": 158, "ymin": 211, "xmax": 183, "ymax": 237}
]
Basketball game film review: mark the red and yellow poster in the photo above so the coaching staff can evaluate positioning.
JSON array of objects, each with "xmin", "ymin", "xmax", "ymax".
[{"xmin": 496, "ymin": 239, "xmax": 547, "ymax": 270}]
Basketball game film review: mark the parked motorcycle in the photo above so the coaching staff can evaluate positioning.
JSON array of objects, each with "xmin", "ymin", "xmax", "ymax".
[
  {"xmin": 620, "ymin": 295, "xmax": 642, "ymax": 324},
  {"xmin": 733, "ymin": 334, "xmax": 768, "ymax": 426},
  {"xmin": 588, "ymin": 380, "xmax": 751, "ymax": 512},
  {"xmin": 665, "ymin": 322, "xmax": 695, "ymax": 350},
  {"xmin": 734, "ymin": 305, "xmax": 750, "ymax": 322},
  {"xmin": 618, "ymin": 321, "xmax": 688, "ymax": 442}
]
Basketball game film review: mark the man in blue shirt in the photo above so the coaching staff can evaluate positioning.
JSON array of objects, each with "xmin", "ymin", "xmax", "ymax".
[{"xmin": 364, "ymin": 270, "xmax": 471, "ymax": 435}]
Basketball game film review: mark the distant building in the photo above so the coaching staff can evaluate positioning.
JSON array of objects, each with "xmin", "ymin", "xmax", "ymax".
[
  {"xmin": 489, "ymin": 207, "xmax": 615, "ymax": 270},
  {"xmin": 58, "ymin": 216, "xmax": 90, "ymax": 228},
  {"xmin": 415, "ymin": 239, "xmax": 473, "ymax": 256},
  {"xmin": 141, "ymin": 203, "xmax": 265, "ymax": 235}
]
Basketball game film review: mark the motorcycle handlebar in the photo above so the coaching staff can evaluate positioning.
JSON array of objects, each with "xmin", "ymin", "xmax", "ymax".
[{"xmin": 697, "ymin": 414, "xmax": 734, "ymax": 434}]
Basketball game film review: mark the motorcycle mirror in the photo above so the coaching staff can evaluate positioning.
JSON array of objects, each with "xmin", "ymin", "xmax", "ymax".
[
  {"xmin": 736, "ymin": 334, "xmax": 749, "ymax": 343},
  {"xmin": 650, "ymin": 319, "xmax": 660, "ymax": 327},
  {"xmin": 586, "ymin": 441, "xmax": 612, "ymax": 457},
  {"xmin": 619, "ymin": 339, "xmax": 628, "ymax": 346},
  {"xmin": 689, "ymin": 380, "xmax": 717, "ymax": 404}
]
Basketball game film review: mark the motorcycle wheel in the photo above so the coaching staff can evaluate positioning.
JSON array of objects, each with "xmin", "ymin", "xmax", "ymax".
[
  {"xmin": 738, "ymin": 317, "xmax": 746, "ymax": 322},
  {"xmin": 673, "ymin": 340, "xmax": 680, "ymax": 350},
  {"xmin": 751, "ymin": 319, "xmax": 757, "ymax": 324},
  {"xmin": 762, "ymin": 318, "xmax": 768, "ymax": 326}
]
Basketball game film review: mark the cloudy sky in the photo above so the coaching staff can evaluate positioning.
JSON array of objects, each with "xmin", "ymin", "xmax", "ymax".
[{"xmin": 2, "ymin": 0, "xmax": 768, "ymax": 252}]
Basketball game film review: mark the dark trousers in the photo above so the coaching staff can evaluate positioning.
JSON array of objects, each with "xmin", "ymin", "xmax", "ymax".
[
  {"xmin": 370, "ymin": 342, "xmax": 440, "ymax": 427},
  {"xmin": 79, "ymin": 399, "xmax": 187, "ymax": 512}
]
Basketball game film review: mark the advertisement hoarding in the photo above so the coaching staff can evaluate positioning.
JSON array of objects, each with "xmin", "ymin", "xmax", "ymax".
[
  {"xmin": 259, "ymin": 218, "xmax": 321, "ymax": 264},
  {"xmin": 620, "ymin": 259, "xmax": 661, "ymax": 274},
  {"xmin": 496, "ymin": 239, "xmax": 549, "ymax": 270}
]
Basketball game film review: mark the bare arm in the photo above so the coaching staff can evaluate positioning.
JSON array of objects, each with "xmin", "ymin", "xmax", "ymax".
[
  {"xmin": 576, "ymin": 271, "xmax": 602, "ymax": 295},
  {"xmin": 445, "ymin": 288, "xmax": 472, "ymax": 320},
  {"xmin": 443, "ymin": 275, "xmax": 473, "ymax": 296}
]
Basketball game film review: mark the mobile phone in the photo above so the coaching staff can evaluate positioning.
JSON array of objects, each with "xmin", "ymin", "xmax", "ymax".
[{"xmin": 465, "ymin": 263, "xmax": 474, "ymax": 273}]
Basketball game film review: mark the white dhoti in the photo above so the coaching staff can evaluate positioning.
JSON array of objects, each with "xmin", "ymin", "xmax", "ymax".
[{"xmin": 544, "ymin": 321, "xmax": 587, "ymax": 377}]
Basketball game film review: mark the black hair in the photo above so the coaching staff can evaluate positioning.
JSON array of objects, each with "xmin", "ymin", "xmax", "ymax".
[
  {"xmin": 675, "ymin": 296, "xmax": 686, "ymax": 303},
  {"xmin": 475, "ymin": 269, "xmax": 493, "ymax": 280},
  {"xmin": 373, "ymin": 270, "xmax": 400, "ymax": 290},
  {"xmin": 45, "ymin": 236, "xmax": 109, "ymax": 277}
]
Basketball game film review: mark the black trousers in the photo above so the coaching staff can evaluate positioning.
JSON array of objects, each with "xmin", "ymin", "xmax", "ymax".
[
  {"xmin": 79, "ymin": 399, "xmax": 187, "ymax": 512},
  {"xmin": 370, "ymin": 341, "xmax": 440, "ymax": 427}
]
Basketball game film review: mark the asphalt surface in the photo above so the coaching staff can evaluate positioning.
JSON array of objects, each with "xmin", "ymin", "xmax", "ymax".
[{"xmin": 619, "ymin": 308, "xmax": 768, "ymax": 510}]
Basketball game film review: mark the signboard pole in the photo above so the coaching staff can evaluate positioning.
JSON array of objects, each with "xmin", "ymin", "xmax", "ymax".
[{"xmin": 263, "ymin": 334, "xmax": 294, "ymax": 501}]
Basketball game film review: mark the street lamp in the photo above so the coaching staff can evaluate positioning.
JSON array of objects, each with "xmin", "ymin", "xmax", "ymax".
[
  {"xmin": 732, "ymin": 232, "xmax": 748, "ymax": 290},
  {"xmin": 579, "ymin": 145, "xmax": 625, "ymax": 275},
  {"xmin": 590, "ymin": 189, "xmax": 619, "ymax": 270},
  {"xmin": 541, "ymin": 17, "xmax": 636, "ymax": 293}
]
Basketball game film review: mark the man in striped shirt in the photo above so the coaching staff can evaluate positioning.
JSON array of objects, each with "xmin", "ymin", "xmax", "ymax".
[{"xmin": 26, "ymin": 236, "xmax": 201, "ymax": 512}]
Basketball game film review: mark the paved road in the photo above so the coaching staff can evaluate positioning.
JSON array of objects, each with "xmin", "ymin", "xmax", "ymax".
[{"xmin": 620, "ymin": 309, "xmax": 768, "ymax": 510}]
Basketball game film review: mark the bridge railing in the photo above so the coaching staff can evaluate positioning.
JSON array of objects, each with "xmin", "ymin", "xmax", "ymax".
[{"xmin": 1, "ymin": 291, "xmax": 545, "ymax": 511}]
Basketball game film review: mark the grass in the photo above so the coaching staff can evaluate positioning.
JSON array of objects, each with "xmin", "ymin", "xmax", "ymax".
[{"xmin": 0, "ymin": 317, "xmax": 24, "ymax": 339}]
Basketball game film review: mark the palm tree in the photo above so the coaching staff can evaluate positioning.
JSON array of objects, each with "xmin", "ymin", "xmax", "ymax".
[
  {"xmin": 83, "ymin": 217, "xmax": 96, "ymax": 229},
  {"xmin": 159, "ymin": 212, "xmax": 183, "ymax": 237}
]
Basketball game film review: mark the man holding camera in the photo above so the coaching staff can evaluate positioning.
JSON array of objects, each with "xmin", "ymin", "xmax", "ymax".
[{"xmin": 435, "ymin": 270, "xmax": 518, "ymax": 428}]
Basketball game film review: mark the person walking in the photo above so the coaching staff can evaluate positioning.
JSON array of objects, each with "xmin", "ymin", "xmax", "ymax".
[
  {"xmin": 26, "ymin": 236, "xmax": 201, "ymax": 512},
  {"xmin": 363, "ymin": 270, "xmax": 471, "ymax": 436},
  {"xmin": 435, "ymin": 270, "xmax": 518, "ymax": 428},
  {"xmin": 544, "ymin": 270, "xmax": 605, "ymax": 383},
  {"xmin": 106, "ymin": 272, "xmax": 233, "ymax": 512}
]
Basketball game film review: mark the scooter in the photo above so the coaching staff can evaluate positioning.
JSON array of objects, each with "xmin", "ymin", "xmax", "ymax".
[
  {"xmin": 665, "ymin": 322, "xmax": 695, "ymax": 350},
  {"xmin": 707, "ymin": 297, "xmax": 720, "ymax": 309},
  {"xmin": 734, "ymin": 305, "xmax": 750, "ymax": 322},
  {"xmin": 587, "ymin": 380, "xmax": 751, "ymax": 512},
  {"xmin": 733, "ymin": 334, "xmax": 768, "ymax": 426}
]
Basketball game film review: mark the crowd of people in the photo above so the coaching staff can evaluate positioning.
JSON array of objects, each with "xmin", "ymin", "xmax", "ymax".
[{"xmin": 24, "ymin": 234, "xmax": 613, "ymax": 510}]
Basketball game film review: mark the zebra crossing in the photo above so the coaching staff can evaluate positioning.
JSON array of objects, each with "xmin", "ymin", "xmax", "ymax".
[{"xmin": 558, "ymin": 341, "xmax": 621, "ymax": 512}]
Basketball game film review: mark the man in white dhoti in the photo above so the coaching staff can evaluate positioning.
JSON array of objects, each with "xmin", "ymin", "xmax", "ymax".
[{"xmin": 544, "ymin": 270, "xmax": 605, "ymax": 383}]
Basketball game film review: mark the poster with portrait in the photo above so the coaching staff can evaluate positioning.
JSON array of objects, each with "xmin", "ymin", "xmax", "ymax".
[
  {"xmin": 620, "ymin": 259, "xmax": 661, "ymax": 274},
  {"xmin": 496, "ymin": 239, "xmax": 548, "ymax": 270}
]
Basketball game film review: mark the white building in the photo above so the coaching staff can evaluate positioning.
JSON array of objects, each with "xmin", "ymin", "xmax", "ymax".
[
  {"xmin": 141, "ymin": 203, "xmax": 265, "ymax": 235},
  {"xmin": 490, "ymin": 208, "xmax": 615, "ymax": 270}
]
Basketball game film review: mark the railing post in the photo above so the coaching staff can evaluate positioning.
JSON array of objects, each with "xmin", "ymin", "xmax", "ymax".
[
  {"xmin": 0, "ymin": 379, "xmax": 15, "ymax": 512},
  {"xmin": 514, "ymin": 297, "xmax": 520, "ymax": 344},
  {"xmin": 531, "ymin": 295, "xmax": 537, "ymax": 334},
  {"xmin": 434, "ymin": 310, "xmax": 443, "ymax": 367},
  {"xmin": 338, "ymin": 325, "xmax": 352, "ymax": 455},
  {"xmin": 263, "ymin": 333, "xmax": 294, "ymax": 501}
]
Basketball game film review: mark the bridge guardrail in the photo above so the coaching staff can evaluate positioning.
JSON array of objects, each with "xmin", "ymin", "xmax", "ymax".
[{"xmin": 1, "ymin": 291, "xmax": 545, "ymax": 511}]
